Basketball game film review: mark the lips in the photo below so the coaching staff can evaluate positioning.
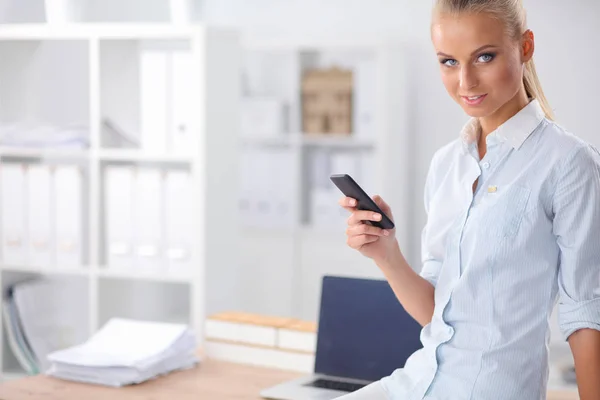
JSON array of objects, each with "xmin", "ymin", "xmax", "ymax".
[{"xmin": 461, "ymin": 94, "xmax": 487, "ymax": 105}]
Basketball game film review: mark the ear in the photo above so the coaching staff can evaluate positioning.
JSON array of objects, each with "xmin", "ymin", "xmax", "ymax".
[{"xmin": 521, "ymin": 29, "xmax": 535, "ymax": 62}]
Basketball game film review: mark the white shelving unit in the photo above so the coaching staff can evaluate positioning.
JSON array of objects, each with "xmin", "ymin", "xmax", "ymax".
[
  {"xmin": 0, "ymin": 23, "xmax": 241, "ymax": 379},
  {"xmin": 237, "ymin": 37, "xmax": 411, "ymax": 321}
]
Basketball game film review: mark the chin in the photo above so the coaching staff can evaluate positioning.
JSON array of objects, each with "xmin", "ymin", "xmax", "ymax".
[
  {"xmin": 461, "ymin": 107, "xmax": 490, "ymax": 118},
  {"xmin": 456, "ymin": 99, "xmax": 494, "ymax": 118}
]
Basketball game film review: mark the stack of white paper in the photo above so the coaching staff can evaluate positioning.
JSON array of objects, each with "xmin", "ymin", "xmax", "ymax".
[
  {"xmin": 46, "ymin": 318, "xmax": 199, "ymax": 387},
  {"xmin": 0, "ymin": 123, "xmax": 89, "ymax": 148}
]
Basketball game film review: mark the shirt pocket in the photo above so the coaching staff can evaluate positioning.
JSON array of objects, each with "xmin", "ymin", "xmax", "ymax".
[{"xmin": 479, "ymin": 184, "xmax": 531, "ymax": 239}]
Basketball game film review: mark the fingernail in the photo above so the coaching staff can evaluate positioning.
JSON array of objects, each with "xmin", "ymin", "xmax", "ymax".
[
  {"xmin": 383, "ymin": 230, "xmax": 390, "ymax": 236},
  {"xmin": 373, "ymin": 213, "xmax": 381, "ymax": 220},
  {"xmin": 349, "ymin": 199, "xmax": 356, "ymax": 206}
]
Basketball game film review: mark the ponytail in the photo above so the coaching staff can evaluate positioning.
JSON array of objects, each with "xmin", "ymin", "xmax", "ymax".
[{"xmin": 523, "ymin": 59, "xmax": 554, "ymax": 120}]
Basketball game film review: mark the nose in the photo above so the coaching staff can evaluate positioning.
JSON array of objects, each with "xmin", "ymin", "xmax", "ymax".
[{"xmin": 459, "ymin": 65, "xmax": 478, "ymax": 91}]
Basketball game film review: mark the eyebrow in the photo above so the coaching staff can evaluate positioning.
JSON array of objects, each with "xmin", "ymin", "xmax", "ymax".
[{"xmin": 436, "ymin": 44, "xmax": 498, "ymax": 58}]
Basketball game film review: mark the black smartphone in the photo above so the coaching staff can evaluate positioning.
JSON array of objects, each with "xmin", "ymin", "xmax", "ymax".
[{"xmin": 329, "ymin": 174, "xmax": 395, "ymax": 230}]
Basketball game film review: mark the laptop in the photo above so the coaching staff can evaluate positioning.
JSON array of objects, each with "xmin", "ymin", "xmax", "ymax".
[{"xmin": 260, "ymin": 275, "xmax": 423, "ymax": 400}]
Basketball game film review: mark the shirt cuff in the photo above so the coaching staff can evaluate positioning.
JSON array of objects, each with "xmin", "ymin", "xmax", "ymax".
[{"xmin": 558, "ymin": 297, "xmax": 600, "ymax": 341}]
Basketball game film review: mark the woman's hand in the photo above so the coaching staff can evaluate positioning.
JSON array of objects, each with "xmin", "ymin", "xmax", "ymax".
[{"xmin": 339, "ymin": 195, "xmax": 398, "ymax": 264}]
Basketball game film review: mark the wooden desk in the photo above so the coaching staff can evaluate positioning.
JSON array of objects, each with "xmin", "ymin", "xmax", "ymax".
[{"xmin": 0, "ymin": 359, "xmax": 580, "ymax": 400}]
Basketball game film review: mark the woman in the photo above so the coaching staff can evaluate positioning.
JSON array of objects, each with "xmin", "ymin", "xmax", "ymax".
[{"xmin": 337, "ymin": 0, "xmax": 600, "ymax": 399}]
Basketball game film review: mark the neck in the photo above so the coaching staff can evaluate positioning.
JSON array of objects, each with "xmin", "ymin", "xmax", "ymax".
[{"xmin": 478, "ymin": 86, "xmax": 530, "ymax": 142}]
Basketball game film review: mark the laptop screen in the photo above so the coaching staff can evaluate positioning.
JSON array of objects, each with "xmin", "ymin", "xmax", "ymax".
[{"xmin": 314, "ymin": 275, "xmax": 423, "ymax": 381}]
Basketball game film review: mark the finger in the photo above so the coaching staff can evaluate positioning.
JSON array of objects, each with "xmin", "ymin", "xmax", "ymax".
[
  {"xmin": 337, "ymin": 196, "xmax": 357, "ymax": 213},
  {"xmin": 347, "ymin": 210, "xmax": 384, "ymax": 226},
  {"xmin": 347, "ymin": 223, "xmax": 389, "ymax": 237},
  {"xmin": 372, "ymin": 195, "xmax": 394, "ymax": 222},
  {"xmin": 338, "ymin": 196, "xmax": 357, "ymax": 208},
  {"xmin": 347, "ymin": 234, "xmax": 380, "ymax": 249},
  {"xmin": 338, "ymin": 196, "xmax": 357, "ymax": 207}
]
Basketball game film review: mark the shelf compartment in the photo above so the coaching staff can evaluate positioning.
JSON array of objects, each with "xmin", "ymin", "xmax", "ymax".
[
  {"xmin": 97, "ymin": 277, "xmax": 191, "ymax": 328},
  {"xmin": 0, "ymin": 40, "xmax": 90, "ymax": 148}
]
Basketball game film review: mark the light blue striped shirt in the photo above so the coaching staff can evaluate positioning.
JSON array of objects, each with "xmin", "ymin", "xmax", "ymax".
[{"xmin": 381, "ymin": 99, "xmax": 600, "ymax": 399}]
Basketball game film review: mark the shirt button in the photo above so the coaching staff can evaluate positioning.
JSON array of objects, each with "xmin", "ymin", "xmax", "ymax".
[{"xmin": 482, "ymin": 161, "xmax": 490, "ymax": 169}]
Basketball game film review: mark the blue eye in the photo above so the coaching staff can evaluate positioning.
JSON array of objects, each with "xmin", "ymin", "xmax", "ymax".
[
  {"xmin": 441, "ymin": 58, "xmax": 458, "ymax": 67},
  {"xmin": 478, "ymin": 53, "xmax": 495, "ymax": 63}
]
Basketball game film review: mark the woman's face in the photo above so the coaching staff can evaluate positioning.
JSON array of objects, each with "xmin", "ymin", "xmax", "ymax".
[{"xmin": 431, "ymin": 12, "xmax": 531, "ymax": 118}]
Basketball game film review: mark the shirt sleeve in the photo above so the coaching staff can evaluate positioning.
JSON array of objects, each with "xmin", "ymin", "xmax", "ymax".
[
  {"xmin": 419, "ymin": 152, "xmax": 443, "ymax": 288},
  {"xmin": 553, "ymin": 143, "xmax": 600, "ymax": 341}
]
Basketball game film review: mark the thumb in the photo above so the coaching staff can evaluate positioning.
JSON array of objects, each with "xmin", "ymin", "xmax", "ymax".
[{"xmin": 372, "ymin": 195, "xmax": 394, "ymax": 222}]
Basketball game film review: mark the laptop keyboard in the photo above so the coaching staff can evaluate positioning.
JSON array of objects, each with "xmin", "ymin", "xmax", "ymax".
[{"xmin": 305, "ymin": 378, "xmax": 367, "ymax": 392}]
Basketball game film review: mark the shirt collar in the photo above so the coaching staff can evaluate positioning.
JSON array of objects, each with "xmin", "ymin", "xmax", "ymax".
[{"xmin": 460, "ymin": 98, "xmax": 546, "ymax": 154}]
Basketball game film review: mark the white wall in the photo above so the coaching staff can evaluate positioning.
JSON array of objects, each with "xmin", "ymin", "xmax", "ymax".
[
  {"xmin": 0, "ymin": 0, "xmax": 45, "ymax": 23},
  {"xmin": 83, "ymin": 0, "xmax": 202, "ymax": 22},
  {"xmin": 0, "ymin": 0, "xmax": 204, "ymax": 23}
]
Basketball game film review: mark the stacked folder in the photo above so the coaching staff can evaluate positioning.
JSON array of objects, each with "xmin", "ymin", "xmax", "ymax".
[
  {"xmin": 104, "ymin": 166, "xmax": 194, "ymax": 272},
  {"xmin": 46, "ymin": 318, "xmax": 199, "ymax": 387},
  {"xmin": 1, "ymin": 163, "xmax": 84, "ymax": 268}
]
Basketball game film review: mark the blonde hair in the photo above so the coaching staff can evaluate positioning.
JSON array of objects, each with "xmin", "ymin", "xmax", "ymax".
[{"xmin": 433, "ymin": 0, "xmax": 554, "ymax": 120}]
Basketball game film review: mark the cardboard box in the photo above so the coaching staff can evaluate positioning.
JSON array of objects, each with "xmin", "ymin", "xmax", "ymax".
[{"xmin": 301, "ymin": 67, "xmax": 353, "ymax": 135}]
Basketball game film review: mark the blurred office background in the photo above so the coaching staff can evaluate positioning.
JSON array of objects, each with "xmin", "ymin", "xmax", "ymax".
[{"xmin": 0, "ymin": 0, "xmax": 597, "ymax": 381}]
